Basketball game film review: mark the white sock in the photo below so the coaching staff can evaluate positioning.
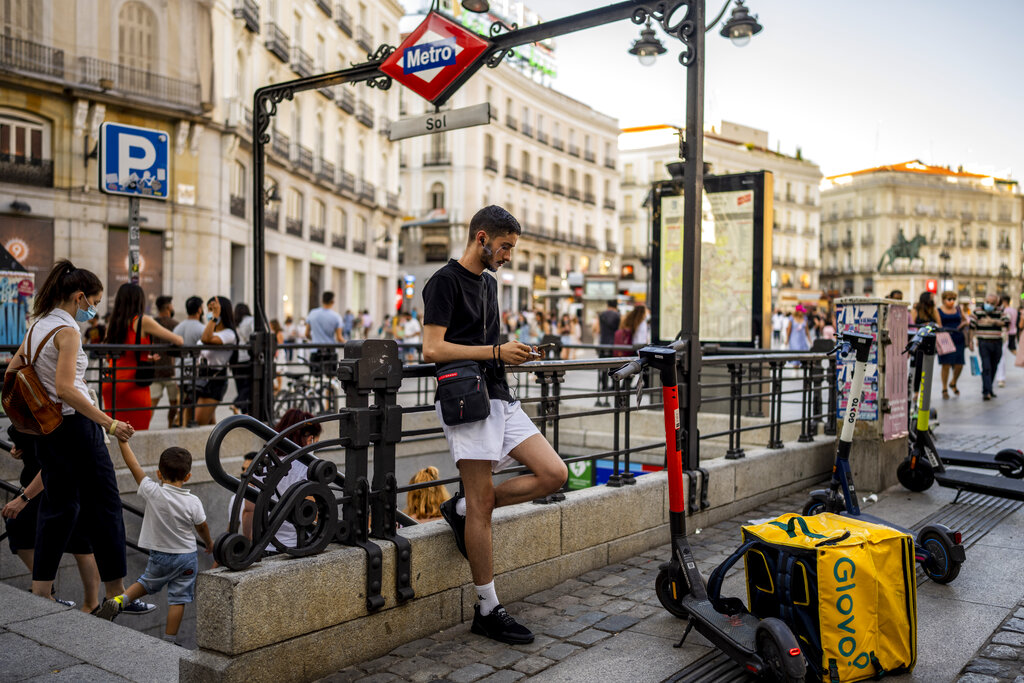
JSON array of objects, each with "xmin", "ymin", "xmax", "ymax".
[
  {"xmin": 475, "ymin": 581, "xmax": 499, "ymax": 615},
  {"xmin": 455, "ymin": 497, "xmax": 467, "ymax": 517},
  {"xmin": 162, "ymin": 634, "xmax": 176, "ymax": 643}
]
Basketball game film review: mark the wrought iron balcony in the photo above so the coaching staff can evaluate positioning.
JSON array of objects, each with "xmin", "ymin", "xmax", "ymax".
[
  {"xmin": 378, "ymin": 116, "xmax": 391, "ymax": 136},
  {"xmin": 317, "ymin": 85, "xmax": 334, "ymax": 100},
  {"xmin": 271, "ymin": 132, "xmax": 290, "ymax": 159},
  {"xmin": 332, "ymin": 234, "xmax": 347, "ymax": 249},
  {"xmin": 568, "ymin": 145, "xmax": 580, "ymax": 158},
  {"xmin": 294, "ymin": 144, "xmax": 314, "ymax": 173},
  {"xmin": 537, "ymin": 131, "xmax": 548, "ymax": 145},
  {"xmin": 583, "ymin": 192, "xmax": 596, "ymax": 205},
  {"xmin": 313, "ymin": 0, "xmax": 331, "ymax": 17},
  {"xmin": 533, "ymin": 265, "xmax": 545, "ymax": 276},
  {"xmin": 0, "ymin": 35, "xmax": 65, "ymax": 79},
  {"xmin": 337, "ymin": 89, "xmax": 355, "ymax": 114},
  {"xmin": 860, "ymin": 235, "xmax": 874, "ymax": 246},
  {"xmin": 0, "ymin": 155, "xmax": 53, "ymax": 187},
  {"xmin": 978, "ymin": 238, "xmax": 990, "ymax": 248},
  {"xmin": 265, "ymin": 209, "xmax": 279, "ymax": 231},
  {"xmin": 358, "ymin": 180, "xmax": 376, "ymax": 204},
  {"xmin": 521, "ymin": 171, "xmax": 534, "ymax": 186},
  {"xmin": 387, "ymin": 192, "xmax": 400, "ymax": 211},
  {"xmin": 310, "ymin": 226, "xmax": 325, "ymax": 243},
  {"xmin": 549, "ymin": 264, "xmax": 561, "ymax": 276},
  {"xmin": 291, "ymin": 46, "xmax": 313, "ymax": 77},
  {"xmin": 604, "ymin": 157, "xmax": 616, "ymax": 170},
  {"xmin": 552, "ymin": 182, "xmax": 565, "ymax": 196},
  {"xmin": 316, "ymin": 159, "xmax": 335, "ymax": 186},
  {"xmin": 841, "ymin": 237, "xmax": 853, "ymax": 248},
  {"xmin": 506, "ymin": 115, "xmax": 518, "ymax": 130},
  {"xmin": 264, "ymin": 22, "xmax": 289, "ymax": 62},
  {"xmin": 233, "ymin": 0, "xmax": 259, "ymax": 32},
  {"xmin": 356, "ymin": 27, "xmax": 373, "ymax": 54},
  {"xmin": 552, "ymin": 138, "xmax": 564, "ymax": 151},
  {"xmin": 522, "ymin": 123, "xmax": 533, "ymax": 138},
  {"xmin": 352, "ymin": 239, "xmax": 367, "ymax": 254},
  {"xmin": 77, "ymin": 57, "xmax": 200, "ymax": 110},
  {"xmin": 376, "ymin": 246, "xmax": 389, "ymax": 260},
  {"xmin": 606, "ymin": 241, "xmax": 618, "ymax": 252},
  {"xmin": 484, "ymin": 156, "xmax": 499, "ymax": 172},
  {"xmin": 603, "ymin": 198, "xmax": 616, "ymax": 211},
  {"xmin": 584, "ymin": 150, "xmax": 596, "ymax": 163},
  {"xmin": 285, "ymin": 218, "xmax": 303, "ymax": 237},
  {"xmin": 337, "ymin": 170, "xmax": 355, "ymax": 194},
  {"xmin": 334, "ymin": 6, "xmax": 353, "ymax": 36},
  {"xmin": 568, "ymin": 187, "xmax": 581, "ymax": 201},
  {"xmin": 424, "ymin": 151, "xmax": 451, "ymax": 166},
  {"xmin": 356, "ymin": 101, "xmax": 374, "ymax": 128},
  {"xmin": 504, "ymin": 165, "xmax": 519, "ymax": 181},
  {"xmin": 620, "ymin": 210, "xmax": 637, "ymax": 221},
  {"xmin": 584, "ymin": 236, "xmax": 598, "ymax": 249},
  {"xmin": 229, "ymin": 194, "xmax": 245, "ymax": 218},
  {"xmin": 537, "ymin": 178, "xmax": 550, "ymax": 192}
]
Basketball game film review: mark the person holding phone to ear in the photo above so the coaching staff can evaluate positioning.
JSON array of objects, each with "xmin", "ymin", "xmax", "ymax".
[{"xmin": 422, "ymin": 206, "xmax": 567, "ymax": 647}]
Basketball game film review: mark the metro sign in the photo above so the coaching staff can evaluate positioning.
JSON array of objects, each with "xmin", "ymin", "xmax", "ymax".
[{"xmin": 380, "ymin": 12, "xmax": 491, "ymax": 104}]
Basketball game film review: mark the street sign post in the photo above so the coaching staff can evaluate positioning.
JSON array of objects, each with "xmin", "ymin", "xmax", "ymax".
[
  {"xmin": 388, "ymin": 103, "xmax": 491, "ymax": 141},
  {"xmin": 98, "ymin": 122, "xmax": 170, "ymax": 285}
]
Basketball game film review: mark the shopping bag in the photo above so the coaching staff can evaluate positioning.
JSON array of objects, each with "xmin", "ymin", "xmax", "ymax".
[
  {"xmin": 969, "ymin": 353, "xmax": 981, "ymax": 376},
  {"xmin": 935, "ymin": 332, "xmax": 956, "ymax": 356}
]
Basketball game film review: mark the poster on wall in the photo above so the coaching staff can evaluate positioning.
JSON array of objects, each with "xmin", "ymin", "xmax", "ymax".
[
  {"xmin": 0, "ymin": 216, "xmax": 55, "ymax": 280},
  {"xmin": 107, "ymin": 227, "xmax": 163, "ymax": 313},
  {"xmin": 0, "ymin": 244, "xmax": 34, "ymax": 359},
  {"xmin": 883, "ymin": 303, "xmax": 909, "ymax": 440},
  {"xmin": 836, "ymin": 303, "xmax": 881, "ymax": 421}
]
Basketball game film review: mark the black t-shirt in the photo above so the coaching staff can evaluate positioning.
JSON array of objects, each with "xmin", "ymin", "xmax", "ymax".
[
  {"xmin": 422, "ymin": 259, "xmax": 511, "ymax": 401},
  {"xmin": 598, "ymin": 309, "xmax": 621, "ymax": 345}
]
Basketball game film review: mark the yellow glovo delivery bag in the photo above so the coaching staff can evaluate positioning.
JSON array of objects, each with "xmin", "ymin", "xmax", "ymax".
[{"xmin": 710, "ymin": 513, "xmax": 916, "ymax": 682}]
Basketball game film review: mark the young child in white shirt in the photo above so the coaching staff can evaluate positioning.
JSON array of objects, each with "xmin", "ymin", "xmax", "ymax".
[{"xmin": 96, "ymin": 441, "xmax": 213, "ymax": 644}]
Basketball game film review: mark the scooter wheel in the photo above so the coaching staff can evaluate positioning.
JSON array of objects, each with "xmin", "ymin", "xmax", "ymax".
[
  {"xmin": 756, "ymin": 617, "xmax": 806, "ymax": 682},
  {"xmin": 919, "ymin": 528, "xmax": 962, "ymax": 584},
  {"xmin": 655, "ymin": 568, "xmax": 691, "ymax": 619},
  {"xmin": 801, "ymin": 494, "xmax": 829, "ymax": 516},
  {"xmin": 897, "ymin": 456, "xmax": 934, "ymax": 492},
  {"xmin": 996, "ymin": 449, "xmax": 1024, "ymax": 479}
]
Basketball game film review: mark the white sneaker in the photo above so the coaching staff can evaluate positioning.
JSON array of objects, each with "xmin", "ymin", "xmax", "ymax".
[{"xmin": 998, "ymin": 380, "xmax": 1006, "ymax": 388}]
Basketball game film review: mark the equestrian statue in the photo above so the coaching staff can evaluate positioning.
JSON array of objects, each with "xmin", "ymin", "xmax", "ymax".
[{"xmin": 877, "ymin": 229, "xmax": 927, "ymax": 271}]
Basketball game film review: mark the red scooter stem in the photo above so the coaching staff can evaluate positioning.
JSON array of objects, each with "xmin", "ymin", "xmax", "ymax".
[{"xmin": 663, "ymin": 383, "xmax": 686, "ymax": 514}]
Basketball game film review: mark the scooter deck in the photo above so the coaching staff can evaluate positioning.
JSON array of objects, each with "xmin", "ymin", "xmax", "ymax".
[
  {"xmin": 934, "ymin": 469, "xmax": 1024, "ymax": 502},
  {"xmin": 938, "ymin": 449, "xmax": 1002, "ymax": 470},
  {"xmin": 682, "ymin": 596, "xmax": 759, "ymax": 652}
]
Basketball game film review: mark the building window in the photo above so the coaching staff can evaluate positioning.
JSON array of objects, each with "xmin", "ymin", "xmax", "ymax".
[
  {"xmin": 118, "ymin": 2, "xmax": 156, "ymax": 70},
  {"xmin": 0, "ymin": 109, "xmax": 52, "ymax": 187},
  {"xmin": 331, "ymin": 208, "xmax": 348, "ymax": 248},
  {"xmin": 2, "ymin": 0, "xmax": 42, "ymax": 39},
  {"xmin": 285, "ymin": 188, "xmax": 303, "ymax": 235},
  {"xmin": 430, "ymin": 182, "xmax": 445, "ymax": 210}
]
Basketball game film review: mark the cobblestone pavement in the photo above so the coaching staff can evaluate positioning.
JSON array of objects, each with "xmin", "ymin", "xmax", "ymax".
[
  {"xmin": 316, "ymin": 489, "xmax": 814, "ymax": 683},
  {"xmin": 958, "ymin": 602, "xmax": 1024, "ymax": 683}
]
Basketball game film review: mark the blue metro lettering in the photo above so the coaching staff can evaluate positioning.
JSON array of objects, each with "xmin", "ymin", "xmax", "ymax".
[{"xmin": 405, "ymin": 37, "xmax": 457, "ymax": 74}]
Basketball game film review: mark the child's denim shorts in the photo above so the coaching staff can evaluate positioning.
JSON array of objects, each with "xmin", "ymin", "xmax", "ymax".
[{"xmin": 137, "ymin": 550, "xmax": 198, "ymax": 605}]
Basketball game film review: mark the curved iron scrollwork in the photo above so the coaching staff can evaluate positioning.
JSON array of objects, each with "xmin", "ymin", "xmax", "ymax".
[
  {"xmin": 484, "ymin": 18, "xmax": 518, "ymax": 69},
  {"xmin": 254, "ymin": 87, "xmax": 295, "ymax": 145},
  {"xmin": 631, "ymin": 1, "xmax": 699, "ymax": 67}
]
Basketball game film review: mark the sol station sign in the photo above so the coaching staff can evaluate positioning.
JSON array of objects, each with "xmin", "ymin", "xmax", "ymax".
[{"xmin": 380, "ymin": 12, "xmax": 490, "ymax": 104}]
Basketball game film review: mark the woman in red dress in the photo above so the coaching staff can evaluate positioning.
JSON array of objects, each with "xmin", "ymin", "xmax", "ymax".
[{"xmin": 102, "ymin": 284, "xmax": 182, "ymax": 430}]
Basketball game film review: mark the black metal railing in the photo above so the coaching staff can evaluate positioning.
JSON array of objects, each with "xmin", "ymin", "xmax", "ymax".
[
  {"xmin": 424, "ymin": 151, "xmax": 451, "ymax": 166},
  {"xmin": 291, "ymin": 46, "xmax": 314, "ymax": 78},
  {"xmin": 0, "ymin": 155, "xmax": 53, "ymax": 187},
  {"xmin": 356, "ymin": 27, "xmax": 373, "ymax": 54},
  {"xmin": 264, "ymin": 22, "xmax": 289, "ymax": 62},
  {"xmin": 77, "ymin": 57, "xmax": 200, "ymax": 110},
  {"xmin": 230, "ymin": 194, "xmax": 246, "ymax": 218},
  {"xmin": 334, "ymin": 6, "xmax": 353, "ymax": 36},
  {"xmin": 295, "ymin": 145, "xmax": 314, "ymax": 173},
  {"xmin": 234, "ymin": 0, "xmax": 260, "ymax": 32},
  {"xmin": 332, "ymin": 233, "xmax": 347, "ymax": 249},
  {"xmin": 310, "ymin": 226, "xmax": 325, "ymax": 243},
  {"xmin": 286, "ymin": 217, "xmax": 303, "ymax": 236},
  {"xmin": 337, "ymin": 89, "xmax": 356, "ymax": 114},
  {"xmin": 484, "ymin": 156, "xmax": 499, "ymax": 172},
  {"xmin": 356, "ymin": 101, "xmax": 374, "ymax": 128}
]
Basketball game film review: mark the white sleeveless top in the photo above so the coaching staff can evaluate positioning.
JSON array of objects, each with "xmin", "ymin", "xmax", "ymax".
[{"xmin": 27, "ymin": 309, "xmax": 93, "ymax": 414}]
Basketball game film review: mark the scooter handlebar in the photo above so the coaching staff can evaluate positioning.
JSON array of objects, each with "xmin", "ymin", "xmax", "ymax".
[
  {"xmin": 610, "ymin": 339, "xmax": 687, "ymax": 380},
  {"xmin": 904, "ymin": 323, "xmax": 936, "ymax": 354}
]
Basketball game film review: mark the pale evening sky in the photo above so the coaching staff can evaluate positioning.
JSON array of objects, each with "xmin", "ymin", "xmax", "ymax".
[{"xmin": 521, "ymin": 0, "xmax": 1024, "ymax": 179}]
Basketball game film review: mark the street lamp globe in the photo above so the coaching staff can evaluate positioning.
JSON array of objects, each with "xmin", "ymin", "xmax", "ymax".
[
  {"xmin": 628, "ymin": 20, "xmax": 666, "ymax": 66},
  {"xmin": 460, "ymin": 0, "xmax": 490, "ymax": 13},
  {"xmin": 720, "ymin": 0, "xmax": 762, "ymax": 47}
]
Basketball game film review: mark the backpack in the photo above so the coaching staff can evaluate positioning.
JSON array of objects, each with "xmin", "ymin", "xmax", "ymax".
[
  {"xmin": 2, "ymin": 322, "xmax": 70, "ymax": 435},
  {"xmin": 612, "ymin": 328, "xmax": 633, "ymax": 357}
]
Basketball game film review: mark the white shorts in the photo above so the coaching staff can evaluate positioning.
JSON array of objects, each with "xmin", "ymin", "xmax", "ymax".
[{"xmin": 435, "ymin": 399, "xmax": 540, "ymax": 473}]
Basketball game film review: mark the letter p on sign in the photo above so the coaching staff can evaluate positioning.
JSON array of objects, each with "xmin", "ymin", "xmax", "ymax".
[{"xmin": 98, "ymin": 122, "xmax": 170, "ymax": 200}]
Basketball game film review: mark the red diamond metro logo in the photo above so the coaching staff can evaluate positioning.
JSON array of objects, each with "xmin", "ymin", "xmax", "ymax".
[{"xmin": 380, "ymin": 12, "xmax": 491, "ymax": 105}]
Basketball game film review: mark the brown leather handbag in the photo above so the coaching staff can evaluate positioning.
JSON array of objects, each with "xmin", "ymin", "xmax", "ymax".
[{"xmin": 2, "ymin": 322, "xmax": 69, "ymax": 435}]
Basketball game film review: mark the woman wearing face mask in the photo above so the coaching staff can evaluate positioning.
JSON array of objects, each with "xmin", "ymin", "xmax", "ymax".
[
  {"xmin": 194, "ymin": 296, "xmax": 237, "ymax": 425},
  {"xmin": 102, "ymin": 283, "xmax": 183, "ymax": 430},
  {"xmin": 7, "ymin": 260, "xmax": 133, "ymax": 608}
]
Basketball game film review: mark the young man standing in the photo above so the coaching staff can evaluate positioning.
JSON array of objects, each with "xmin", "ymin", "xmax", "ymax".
[
  {"xmin": 422, "ymin": 205, "xmax": 567, "ymax": 645},
  {"xmin": 151, "ymin": 296, "xmax": 180, "ymax": 428}
]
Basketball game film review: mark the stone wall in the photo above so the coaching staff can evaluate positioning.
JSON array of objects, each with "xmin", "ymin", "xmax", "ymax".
[{"xmin": 179, "ymin": 438, "xmax": 835, "ymax": 683}]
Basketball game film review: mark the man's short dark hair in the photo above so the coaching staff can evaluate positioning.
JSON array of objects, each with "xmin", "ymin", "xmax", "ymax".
[
  {"xmin": 156, "ymin": 295, "xmax": 173, "ymax": 312},
  {"xmin": 887, "ymin": 289, "xmax": 903, "ymax": 299},
  {"xmin": 159, "ymin": 447, "xmax": 192, "ymax": 481},
  {"xmin": 468, "ymin": 205, "xmax": 521, "ymax": 243},
  {"xmin": 322, "ymin": 291, "xmax": 335, "ymax": 306},
  {"xmin": 607, "ymin": 300, "xmax": 618, "ymax": 308},
  {"xmin": 185, "ymin": 296, "xmax": 203, "ymax": 316}
]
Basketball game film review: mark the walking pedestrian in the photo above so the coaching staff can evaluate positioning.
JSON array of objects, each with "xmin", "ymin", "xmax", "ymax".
[
  {"xmin": 633, "ymin": 304, "xmax": 650, "ymax": 346},
  {"xmin": 194, "ymin": 296, "xmax": 237, "ymax": 425},
  {"xmin": 970, "ymin": 292, "xmax": 1010, "ymax": 400},
  {"xmin": 786, "ymin": 306, "xmax": 811, "ymax": 353},
  {"xmin": 911, "ymin": 291, "xmax": 941, "ymax": 330},
  {"xmin": 232, "ymin": 303, "xmax": 255, "ymax": 415},
  {"xmin": 771, "ymin": 309, "xmax": 786, "ymax": 348},
  {"xmin": 423, "ymin": 205, "xmax": 567, "ymax": 645},
  {"xmin": 10, "ymin": 260, "xmax": 132, "ymax": 609},
  {"xmin": 592, "ymin": 300, "xmax": 621, "ymax": 406},
  {"xmin": 937, "ymin": 291, "xmax": 968, "ymax": 398},
  {"xmin": 172, "ymin": 297, "xmax": 205, "ymax": 427},
  {"xmin": 150, "ymin": 296, "xmax": 180, "ymax": 428},
  {"xmin": 995, "ymin": 294, "xmax": 1016, "ymax": 388},
  {"xmin": 102, "ymin": 284, "xmax": 183, "ymax": 431}
]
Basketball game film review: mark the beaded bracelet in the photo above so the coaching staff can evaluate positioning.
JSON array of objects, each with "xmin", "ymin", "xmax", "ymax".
[{"xmin": 107, "ymin": 420, "xmax": 119, "ymax": 435}]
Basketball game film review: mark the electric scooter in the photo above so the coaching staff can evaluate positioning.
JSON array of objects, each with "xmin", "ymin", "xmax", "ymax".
[
  {"xmin": 613, "ymin": 342, "xmax": 807, "ymax": 682},
  {"xmin": 897, "ymin": 326, "xmax": 1024, "ymax": 499},
  {"xmin": 802, "ymin": 332, "xmax": 965, "ymax": 584}
]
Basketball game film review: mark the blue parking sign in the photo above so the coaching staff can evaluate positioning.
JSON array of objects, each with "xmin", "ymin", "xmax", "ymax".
[{"xmin": 98, "ymin": 122, "xmax": 170, "ymax": 200}]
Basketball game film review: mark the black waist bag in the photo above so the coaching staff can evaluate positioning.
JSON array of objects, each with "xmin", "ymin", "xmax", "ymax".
[{"xmin": 435, "ymin": 360, "xmax": 490, "ymax": 426}]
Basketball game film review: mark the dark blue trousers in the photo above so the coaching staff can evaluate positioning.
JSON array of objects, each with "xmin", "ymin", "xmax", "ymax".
[
  {"xmin": 32, "ymin": 413, "xmax": 126, "ymax": 582},
  {"xmin": 978, "ymin": 339, "xmax": 1003, "ymax": 397}
]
